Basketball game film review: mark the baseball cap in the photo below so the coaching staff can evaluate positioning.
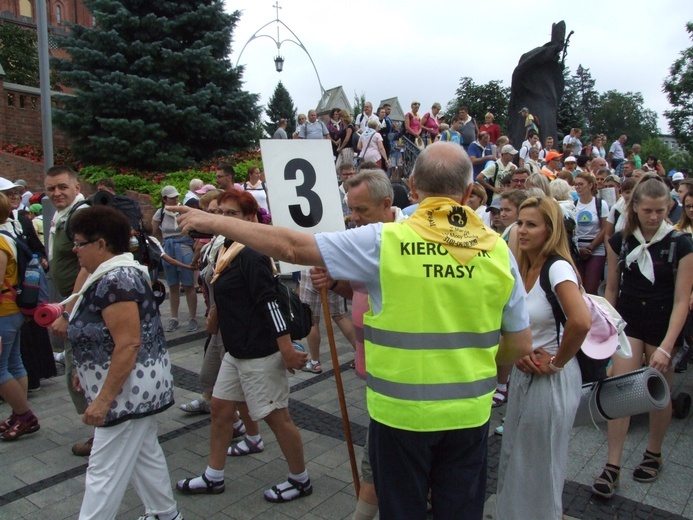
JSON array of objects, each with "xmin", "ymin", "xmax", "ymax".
[
  {"xmin": 501, "ymin": 145, "xmax": 518, "ymax": 155},
  {"xmin": 15, "ymin": 179, "xmax": 27, "ymax": 187},
  {"xmin": 486, "ymin": 198, "xmax": 502, "ymax": 212},
  {"xmin": 672, "ymin": 172, "xmax": 685, "ymax": 182},
  {"xmin": 545, "ymin": 151, "xmax": 562, "ymax": 162},
  {"xmin": 0, "ymin": 177, "xmax": 20, "ymax": 191},
  {"xmin": 564, "ymin": 156, "xmax": 577, "ymax": 163},
  {"xmin": 161, "ymin": 185, "xmax": 180, "ymax": 198},
  {"xmin": 194, "ymin": 184, "xmax": 217, "ymax": 195},
  {"xmin": 29, "ymin": 203, "xmax": 42, "ymax": 214},
  {"xmin": 518, "ymin": 107, "xmax": 529, "ymax": 113}
]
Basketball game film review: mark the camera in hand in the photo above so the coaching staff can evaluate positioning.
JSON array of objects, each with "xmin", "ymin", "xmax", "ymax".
[{"xmin": 188, "ymin": 230, "xmax": 214, "ymax": 239}]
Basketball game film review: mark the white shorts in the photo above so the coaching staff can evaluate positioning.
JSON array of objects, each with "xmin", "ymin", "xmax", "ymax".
[{"xmin": 212, "ymin": 351, "xmax": 289, "ymax": 421}]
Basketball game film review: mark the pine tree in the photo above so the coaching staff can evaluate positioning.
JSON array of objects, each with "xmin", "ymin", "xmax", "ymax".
[
  {"xmin": 53, "ymin": 0, "xmax": 261, "ymax": 171},
  {"xmin": 557, "ymin": 67, "xmax": 586, "ymax": 139},
  {"xmin": 573, "ymin": 65, "xmax": 599, "ymax": 134},
  {"xmin": 264, "ymin": 81, "xmax": 297, "ymax": 138}
]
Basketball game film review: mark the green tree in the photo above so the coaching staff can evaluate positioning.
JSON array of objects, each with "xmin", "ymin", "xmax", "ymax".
[
  {"xmin": 573, "ymin": 65, "xmax": 599, "ymax": 134},
  {"xmin": 352, "ymin": 91, "xmax": 366, "ymax": 120},
  {"xmin": 0, "ymin": 24, "xmax": 39, "ymax": 86},
  {"xmin": 264, "ymin": 81, "xmax": 297, "ymax": 138},
  {"xmin": 663, "ymin": 21, "xmax": 693, "ymax": 154},
  {"xmin": 53, "ymin": 0, "xmax": 260, "ymax": 171},
  {"xmin": 590, "ymin": 90, "xmax": 659, "ymax": 147},
  {"xmin": 557, "ymin": 67, "xmax": 586, "ymax": 139},
  {"xmin": 444, "ymin": 77, "xmax": 510, "ymax": 131},
  {"xmin": 640, "ymin": 136, "xmax": 693, "ymax": 173}
]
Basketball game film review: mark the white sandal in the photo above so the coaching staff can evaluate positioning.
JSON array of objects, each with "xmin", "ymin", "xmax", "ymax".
[{"xmin": 180, "ymin": 398, "xmax": 211, "ymax": 414}]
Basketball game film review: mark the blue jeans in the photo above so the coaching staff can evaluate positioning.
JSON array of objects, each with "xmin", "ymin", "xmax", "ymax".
[
  {"xmin": 369, "ymin": 419, "xmax": 489, "ymax": 520},
  {"xmin": 0, "ymin": 312, "xmax": 27, "ymax": 384}
]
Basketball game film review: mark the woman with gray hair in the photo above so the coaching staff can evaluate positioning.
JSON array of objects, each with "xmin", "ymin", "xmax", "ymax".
[{"xmin": 525, "ymin": 173, "xmax": 551, "ymax": 196}]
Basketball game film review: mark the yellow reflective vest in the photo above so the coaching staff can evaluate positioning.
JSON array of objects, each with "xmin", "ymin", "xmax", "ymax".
[{"xmin": 364, "ymin": 222, "xmax": 514, "ymax": 431}]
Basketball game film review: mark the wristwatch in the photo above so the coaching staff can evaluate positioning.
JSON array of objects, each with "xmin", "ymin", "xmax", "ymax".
[
  {"xmin": 548, "ymin": 356, "xmax": 564, "ymax": 373},
  {"xmin": 62, "ymin": 311, "xmax": 70, "ymax": 321}
]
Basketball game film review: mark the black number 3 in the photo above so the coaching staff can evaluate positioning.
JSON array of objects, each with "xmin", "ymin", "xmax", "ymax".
[{"xmin": 284, "ymin": 158, "xmax": 323, "ymax": 227}]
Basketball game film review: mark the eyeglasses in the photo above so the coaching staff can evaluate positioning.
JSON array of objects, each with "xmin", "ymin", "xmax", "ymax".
[
  {"xmin": 3, "ymin": 190, "xmax": 20, "ymax": 198},
  {"xmin": 221, "ymin": 209, "xmax": 241, "ymax": 217},
  {"xmin": 684, "ymin": 205, "xmax": 693, "ymax": 211},
  {"xmin": 73, "ymin": 239, "xmax": 98, "ymax": 249},
  {"xmin": 207, "ymin": 209, "xmax": 222, "ymax": 214},
  {"xmin": 574, "ymin": 183, "xmax": 588, "ymax": 188},
  {"xmin": 511, "ymin": 179, "xmax": 526, "ymax": 185}
]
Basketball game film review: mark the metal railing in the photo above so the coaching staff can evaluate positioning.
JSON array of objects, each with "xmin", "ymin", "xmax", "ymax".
[{"xmin": 400, "ymin": 136, "xmax": 421, "ymax": 178}]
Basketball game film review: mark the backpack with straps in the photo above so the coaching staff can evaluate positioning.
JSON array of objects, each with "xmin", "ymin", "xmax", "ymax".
[
  {"xmin": 0, "ymin": 231, "xmax": 49, "ymax": 315},
  {"xmin": 65, "ymin": 191, "xmax": 161, "ymax": 272},
  {"xmin": 539, "ymin": 255, "xmax": 616, "ymax": 383},
  {"xmin": 484, "ymin": 162, "xmax": 500, "ymax": 206}
]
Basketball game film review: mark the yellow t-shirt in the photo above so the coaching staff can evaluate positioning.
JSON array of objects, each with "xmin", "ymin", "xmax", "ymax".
[{"xmin": 0, "ymin": 235, "xmax": 20, "ymax": 316}]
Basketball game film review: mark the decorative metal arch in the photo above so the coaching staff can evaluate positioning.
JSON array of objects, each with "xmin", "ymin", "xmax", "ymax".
[{"xmin": 234, "ymin": 3, "xmax": 325, "ymax": 96}]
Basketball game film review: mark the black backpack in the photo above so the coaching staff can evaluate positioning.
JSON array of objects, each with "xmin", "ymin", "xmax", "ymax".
[
  {"xmin": 66, "ymin": 191, "xmax": 161, "ymax": 271},
  {"xmin": 484, "ymin": 163, "xmax": 500, "ymax": 206},
  {"xmin": 274, "ymin": 276, "xmax": 312, "ymax": 341},
  {"xmin": 0, "ymin": 230, "xmax": 49, "ymax": 315},
  {"xmin": 349, "ymin": 124, "xmax": 360, "ymax": 150},
  {"xmin": 540, "ymin": 255, "xmax": 608, "ymax": 383}
]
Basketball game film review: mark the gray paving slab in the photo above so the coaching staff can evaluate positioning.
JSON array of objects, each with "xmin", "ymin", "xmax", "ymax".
[{"xmin": 2, "ymin": 290, "xmax": 692, "ymax": 519}]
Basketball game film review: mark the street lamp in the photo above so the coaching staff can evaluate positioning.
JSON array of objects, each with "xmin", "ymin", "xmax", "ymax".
[{"xmin": 235, "ymin": 2, "xmax": 325, "ymax": 95}]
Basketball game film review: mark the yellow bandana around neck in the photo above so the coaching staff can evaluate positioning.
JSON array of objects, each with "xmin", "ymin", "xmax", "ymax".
[
  {"xmin": 405, "ymin": 197, "xmax": 498, "ymax": 265},
  {"xmin": 211, "ymin": 242, "xmax": 245, "ymax": 284}
]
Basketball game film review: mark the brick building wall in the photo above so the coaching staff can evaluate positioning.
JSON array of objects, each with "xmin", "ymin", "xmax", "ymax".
[{"xmin": 1, "ymin": 78, "xmax": 72, "ymax": 148}]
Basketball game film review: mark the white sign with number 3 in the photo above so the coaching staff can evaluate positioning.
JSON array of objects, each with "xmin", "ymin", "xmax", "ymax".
[{"xmin": 260, "ymin": 139, "xmax": 346, "ymax": 273}]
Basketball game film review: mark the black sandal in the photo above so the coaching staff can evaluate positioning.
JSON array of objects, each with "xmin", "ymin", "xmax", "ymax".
[
  {"xmin": 633, "ymin": 450, "xmax": 662, "ymax": 483},
  {"xmin": 264, "ymin": 477, "xmax": 313, "ymax": 503},
  {"xmin": 176, "ymin": 473, "xmax": 225, "ymax": 495},
  {"xmin": 591, "ymin": 464, "xmax": 620, "ymax": 499}
]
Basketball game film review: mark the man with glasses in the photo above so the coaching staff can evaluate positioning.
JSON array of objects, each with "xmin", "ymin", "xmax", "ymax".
[
  {"xmin": 44, "ymin": 165, "xmax": 94, "ymax": 455},
  {"xmin": 541, "ymin": 151, "xmax": 561, "ymax": 180},
  {"xmin": 510, "ymin": 168, "xmax": 530, "ymax": 190},
  {"xmin": 214, "ymin": 163, "xmax": 243, "ymax": 192},
  {"xmin": 337, "ymin": 163, "xmax": 356, "ymax": 219}
]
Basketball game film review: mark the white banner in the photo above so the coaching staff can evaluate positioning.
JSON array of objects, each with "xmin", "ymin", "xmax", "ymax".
[{"xmin": 260, "ymin": 139, "xmax": 345, "ymax": 273}]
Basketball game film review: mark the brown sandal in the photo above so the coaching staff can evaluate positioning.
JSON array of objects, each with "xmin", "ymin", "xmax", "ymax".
[
  {"xmin": 0, "ymin": 413, "xmax": 17, "ymax": 434},
  {"xmin": 591, "ymin": 464, "xmax": 620, "ymax": 499},
  {"xmin": 633, "ymin": 450, "xmax": 662, "ymax": 482},
  {"xmin": 0, "ymin": 414, "xmax": 40, "ymax": 441}
]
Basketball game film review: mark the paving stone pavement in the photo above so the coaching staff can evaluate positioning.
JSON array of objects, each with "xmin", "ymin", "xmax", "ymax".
[{"xmin": 1, "ymin": 290, "xmax": 693, "ymax": 519}]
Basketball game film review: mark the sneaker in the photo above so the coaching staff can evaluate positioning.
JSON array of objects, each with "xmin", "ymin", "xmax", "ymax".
[
  {"xmin": 186, "ymin": 318, "xmax": 198, "ymax": 332},
  {"xmin": 166, "ymin": 318, "xmax": 179, "ymax": 333},
  {"xmin": 28, "ymin": 384, "xmax": 41, "ymax": 393},
  {"xmin": 137, "ymin": 512, "xmax": 184, "ymax": 520},
  {"xmin": 180, "ymin": 398, "xmax": 210, "ymax": 414},
  {"xmin": 53, "ymin": 352, "xmax": 65, "ymax": 365},
  {"xmin": 72, "ymin": 436, "xmax": 94, "ymax": 456},
  {"xmin": 301, "ymin": 361, "xmax": 322, "ymax": 374}
]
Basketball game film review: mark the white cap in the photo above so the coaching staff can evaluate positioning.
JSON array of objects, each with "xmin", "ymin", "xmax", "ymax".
[
  {"xmin": 672, "ymin": 172, "xmax": 685, "ymax": 182},
  {"xmin": 0, "ymin": 177, "xmax": 20, "ymax": 191}
]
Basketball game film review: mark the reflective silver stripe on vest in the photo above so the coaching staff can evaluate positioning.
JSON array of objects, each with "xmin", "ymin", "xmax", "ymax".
[
  {"xmin": 364, "ymin": 326, "xmax": 500, "ymax": 350},
  {"xmin": 367, "ymin": 374, "xmax": 496, "ymax": 401}
]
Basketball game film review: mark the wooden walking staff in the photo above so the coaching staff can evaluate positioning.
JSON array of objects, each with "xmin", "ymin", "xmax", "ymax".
[
  {"xmin": 258, "ymin": 139, "xmax": 363, "ymax": 498},
  {"xmin": 319, "ymin": 286, "xmax": 360, "ymax": 496}
]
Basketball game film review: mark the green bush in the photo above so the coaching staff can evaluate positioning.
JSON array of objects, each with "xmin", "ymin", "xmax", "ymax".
[{"xmin": 76, "ymin": 150, "xmax": 263, "ymax": 203}]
